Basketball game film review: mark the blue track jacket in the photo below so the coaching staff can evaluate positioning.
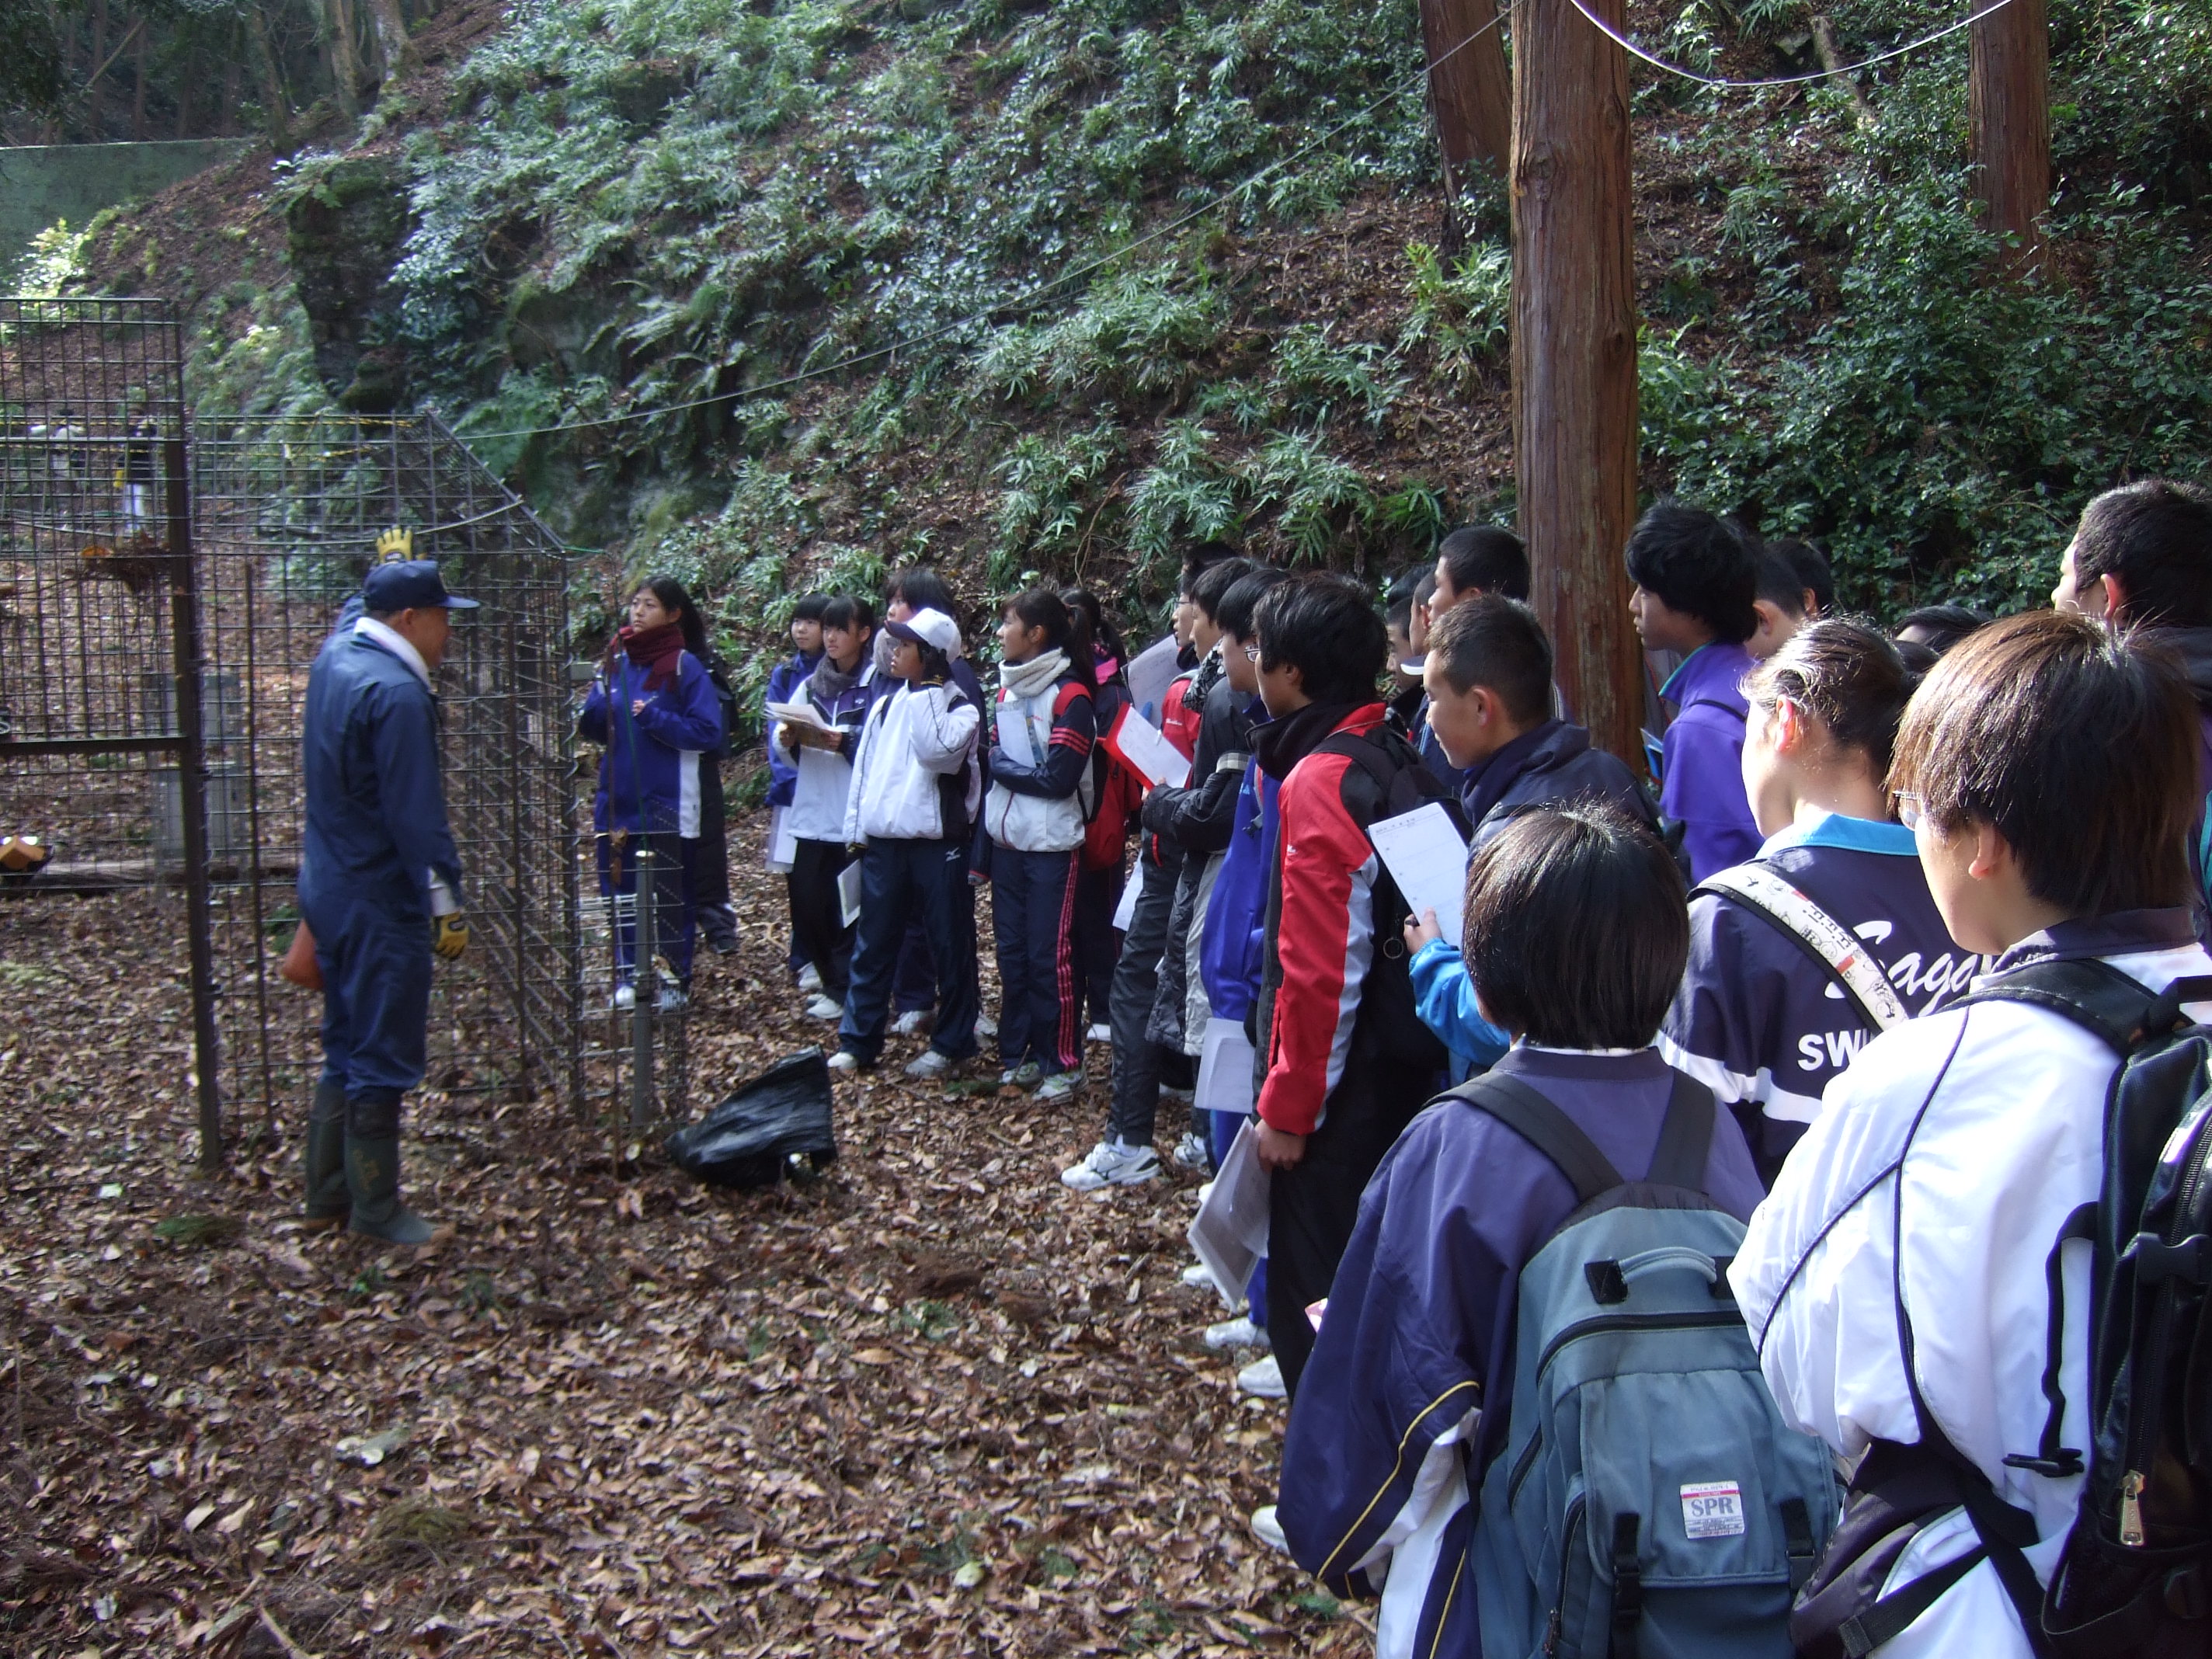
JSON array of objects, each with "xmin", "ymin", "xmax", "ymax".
[
  {"xmin": 579, "ymin": 654, "xmax": 725, "ymax": 837},
  {"xmin": 763, "ymin": 649, "xmax": 820, "ymax": 809},
  {"xmin": 301, "ymin": 625, "xmax": 464, "ymax": 919}
]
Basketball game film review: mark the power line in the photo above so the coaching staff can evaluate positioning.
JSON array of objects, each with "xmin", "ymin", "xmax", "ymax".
[
  {"xmin": 457, "ymin": 6, "xmax": 1518, "ymax": 443},
  {"xmin": 1562, "ymin": 0, "xmax": 2019, "ymax": 91}
]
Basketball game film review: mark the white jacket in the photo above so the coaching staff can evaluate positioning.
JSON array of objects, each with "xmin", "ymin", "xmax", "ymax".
[
  {"xmin": 841, "ymin": 679, "xmax": 980, "ymax": 845},
  {"xmin": 1732, "ymin": 919, "xmax": 2212, "ymax": 1655}
]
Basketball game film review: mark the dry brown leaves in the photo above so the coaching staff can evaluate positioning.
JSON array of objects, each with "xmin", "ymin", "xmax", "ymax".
[{"xmin": 0, "ymin": 817, "xmax": 1372, "ymax": 1658}]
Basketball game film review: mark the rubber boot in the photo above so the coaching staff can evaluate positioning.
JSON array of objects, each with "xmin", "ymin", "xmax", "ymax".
[
  {"xmin": 302, "ymin": 1081, "xmax": 350, "ymax": 1232},
  {"xmin": 344, "ymin": 1136, "xmax": 454, "ymax": 1248}
]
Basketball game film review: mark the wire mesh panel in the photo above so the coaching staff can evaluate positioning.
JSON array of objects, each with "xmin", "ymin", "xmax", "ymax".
[
  {"xmin": 2, "ymin": 298, "xmax": 594, "ymax": 1149},
  {"xmin": 188, "ymin": 413, "xmax": 585, "ymax": 1125},
  {"xmin": 0, "ymin": 297, "xmax": 192, "ymax": 874}
]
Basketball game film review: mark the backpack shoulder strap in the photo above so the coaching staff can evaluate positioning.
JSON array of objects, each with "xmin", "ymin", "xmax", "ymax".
[
  {"xmin": 1951, "ymin": 956, "xmax": 2189, "ymax": 1057},
  {"xmin": 1696, "ymin": 863, "xmax": 1910, "ymax": 1032},
  {"xmin": 1445, "ymin": 1072, "xmax": 1623, "ymax": 1205},
  {"xmin": 1647, "ymin": 1068, "xmax": 1719, "ymax": 1190}
]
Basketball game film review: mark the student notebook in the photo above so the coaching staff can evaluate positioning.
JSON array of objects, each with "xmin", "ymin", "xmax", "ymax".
[
  {"xmin": 1367, "ymin": 802, "xmax": 1473, "ymax": 948},
  {"xmin": 1188, "ymin": 1118, "xmax": 1270, "ymax": 1311},
  {"xmin": 836, "ymin": 860, "xmax": 863, "ymax": 928}
]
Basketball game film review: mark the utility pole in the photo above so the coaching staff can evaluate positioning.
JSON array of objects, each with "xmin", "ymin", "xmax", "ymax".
[
  {"xmin": 1421, "ymin": 0, "xmax": 1511, "ymax": 190},
  {"xmin": 1510, "ymin": 0, "xmax": 1642, "ymax": 766},
  {"xmin": 1969, "ymin": 0, "xmax": 2050, "ymax": 273}
]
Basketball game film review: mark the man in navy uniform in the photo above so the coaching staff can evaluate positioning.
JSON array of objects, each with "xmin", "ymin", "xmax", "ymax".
[{"xmin": 300, "ymin": 559, "xmax": 476, "ymax": 1246}]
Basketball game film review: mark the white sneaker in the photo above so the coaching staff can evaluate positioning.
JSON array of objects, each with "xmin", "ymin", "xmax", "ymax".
[
  {"xmin": 1087, "ymin": 1023, "xmax": 1112, "ymax": 1045},
  {"xmin": 1180, "ymin": 1261, "xmax": 1214, "ymax": 1289},
  {"xmin": 826, "ymin": 1049, "xmax": 861, "ymax": 1075},
  {"xmin": 1033, "ymin": 1069, "xmax": 1084, "ymax": 1103},
  {"xmin": 1195, "ymin": 1180, "xmax": 1215, "ymax": 1207},
  {"xmin": 1158, "ymin": 1083, "xmax": 1195, "ymax": 1104},
  {"xmin": 1205, "ymin": 1316, "xmax": 1269, "ymax": 1352},
  {"xmin": 1173, "ymin": 1131, "xmax": 1212, "ymax": 1170},
  {"xmin": 903, "ymin": 1049, "xmax": 955, "ymax": 1080},
  {"xmin": 610, "ymin": 983, "xmax": 636, "ymax": 1011},
  {"xmin": 656, "ymin": 983, "xmax": 688, "ymax": 1012},
  {"xmin": 798, "ymin": 962, "xmax": 823, "ymax": 993},
  {"xmin": 1236, "ymin": 1353, "xmax": 1286, "ymax": 1399},
  {"xmin": 1059, "ymin": 1140, "xmax": 1161, "ymax": 1191},
  {"xmin": 804, "ymin": 993, "xmax": 843, "ymax": 1021},
  {"xmin": 891, "ymin": 1009, "xmax": 931, "ymax": 1038},
  {"xmin": 975, "ymin": 1013, "xmax": 998, "ymax": 1041},
  {"xmin": 1249, "ymin": 1504, "xmax": 1289, "ymax": 1553}
]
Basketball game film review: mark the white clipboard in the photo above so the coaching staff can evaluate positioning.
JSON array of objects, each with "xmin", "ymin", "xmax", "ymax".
[
  {"xmin": 766, "ymin": 805, "xmax": 797, "ymax": 871},
  {"xmin": 1367, "ymin": 802, "xmax": 1473, "ymax": 948},
  {"xmin": 837, "ymin": 860, "xmax": 863, "ymax": 927},
  {"xmin": 1195, "ymin": 1016, "xmax": 1256, "ymax": 1116}
]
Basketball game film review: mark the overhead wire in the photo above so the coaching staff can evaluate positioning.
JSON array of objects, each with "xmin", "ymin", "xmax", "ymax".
[
  {"xmin": 1560, "ymin": 0, "xmax": 2019, "ymax": 91},
  {"xmin": 460, "ymin": 0, "xmax": 2010, "ymax": 453}
]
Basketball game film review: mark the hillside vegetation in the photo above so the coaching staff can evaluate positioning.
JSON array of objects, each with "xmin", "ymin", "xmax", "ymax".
[{"xmin": 43, "ymin": 0, "xmax": 2212, "ymax": 668}]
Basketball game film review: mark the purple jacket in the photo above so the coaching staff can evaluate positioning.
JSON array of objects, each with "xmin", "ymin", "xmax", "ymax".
[
  {"xmin": 1657, "ymin": 641, "xmax": 1761, "ymax": 881},
  {"xmin": 1278, "ymin": 1045, "xmax": 1764, "ymax": 1641}
]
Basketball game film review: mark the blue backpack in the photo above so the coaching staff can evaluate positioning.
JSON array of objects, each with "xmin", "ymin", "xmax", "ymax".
[{"xmin": 1462, "ymin": 1069, "xmax": 1840, "ymax": 1657}]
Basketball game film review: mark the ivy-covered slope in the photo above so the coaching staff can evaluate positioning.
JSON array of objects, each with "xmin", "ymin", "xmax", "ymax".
[{"xmin": 57, "ymin": 0, "xmax": 2212, "ymax": 664}]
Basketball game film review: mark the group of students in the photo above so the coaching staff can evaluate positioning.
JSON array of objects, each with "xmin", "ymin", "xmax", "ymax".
[
  {"xmin": 1240, "ymin": 477, "xmax": 2212, "ymax": 1659},
  {"xmin": 591, "ymin": 475, "xmax": 2212, "ymax": 1657}
]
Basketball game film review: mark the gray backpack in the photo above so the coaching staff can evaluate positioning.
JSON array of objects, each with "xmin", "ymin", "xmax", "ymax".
[{"xmin": 1461, "ymin": 1070, "xmax": 1840, "ymax": 1657}]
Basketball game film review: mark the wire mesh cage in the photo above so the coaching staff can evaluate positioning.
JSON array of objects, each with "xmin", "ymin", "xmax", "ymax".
[
  {"xmin": 189, "ymin": 412, "xmax": 586, "ymax": 1127},
  {"xmin": 0, "ymin": 295, "xmax": 609, "ymax": 1156}
]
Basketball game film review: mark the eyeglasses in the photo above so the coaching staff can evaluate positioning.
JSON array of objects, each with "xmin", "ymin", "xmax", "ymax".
[
  {"xmin": 1893, "ymin": 791, "xmax": 1925, "ymax": 830},
  {"xmin": 1243, "ymin": 645, "xmax": 1261, "ymax": 662}
]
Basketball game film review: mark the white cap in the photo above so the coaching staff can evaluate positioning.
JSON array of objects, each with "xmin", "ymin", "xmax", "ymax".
[{"xmin": 887, "ymin": 606, "xmax": 962, "ymax": 657}]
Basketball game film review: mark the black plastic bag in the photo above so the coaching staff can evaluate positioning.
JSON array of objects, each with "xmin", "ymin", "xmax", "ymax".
[{"xmin": 664, "ymin": 1049, "xmax": 837, "ymax": 1189}]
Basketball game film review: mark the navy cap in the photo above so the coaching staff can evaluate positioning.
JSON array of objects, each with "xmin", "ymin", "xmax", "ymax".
[{"xmin": 362, "ymin": 559, "xmax": 479, "ymax": 613}]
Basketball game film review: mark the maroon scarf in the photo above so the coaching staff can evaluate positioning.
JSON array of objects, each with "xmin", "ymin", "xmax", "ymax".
[{"xmin": 614, "ymin": 621, "xmax": 686, "ymax": 693}]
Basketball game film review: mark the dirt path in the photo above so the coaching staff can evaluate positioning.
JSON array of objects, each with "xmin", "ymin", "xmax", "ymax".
[{"xmin": 0, "ymin": 816, "xmax": 1362, "ymax": 1657}]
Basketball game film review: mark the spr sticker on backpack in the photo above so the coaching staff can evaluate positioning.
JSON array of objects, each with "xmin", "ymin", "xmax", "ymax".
[{"xmin": 1681, "ymin": 1480, "xmax": 1747, "ymax": 1539}]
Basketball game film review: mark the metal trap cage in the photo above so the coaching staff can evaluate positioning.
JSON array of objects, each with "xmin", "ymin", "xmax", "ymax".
[{"xmin": 0, "ymin": 296, "xmax": 649, "ymax": 1163}]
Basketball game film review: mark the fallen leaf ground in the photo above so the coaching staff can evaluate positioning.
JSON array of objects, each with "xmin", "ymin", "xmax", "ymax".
[{"xmin": 0, "ymin": 817, "xmax": 1365, "ymax": 1658}]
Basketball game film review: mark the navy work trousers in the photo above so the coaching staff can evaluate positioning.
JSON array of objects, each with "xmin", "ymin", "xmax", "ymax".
[
  {"xmin": 991, "ymin": 844, "xmax": 1080, "ymax": 1073},
  {"xmin": 839, "ymin": 836, "xmax": 979, "ymax": 1064},
  {"xmin": 304, "ymin": 887, "xmax": 430, "ymax": 1116}
]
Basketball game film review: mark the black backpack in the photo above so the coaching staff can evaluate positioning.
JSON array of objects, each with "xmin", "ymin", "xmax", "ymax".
[{"xmin": 1792, "ymin": 957, "xmax": 2212, "ymax": 1658}]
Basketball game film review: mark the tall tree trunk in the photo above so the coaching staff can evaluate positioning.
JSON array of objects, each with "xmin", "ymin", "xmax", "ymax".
[
  {"xmin": 132, "ymin": 12, "xmax": 148, "ymax": 141},
  {"xmin": 176, "ymin": 40, "xmax": 196, "ymax": 138},
  {"xmin": 1421, "ymin": 0, "xmax": 1510, "ymax": 185},
  {"xmin": 246, "ymin": 3, "xmax": 294, "ymax": 154},
  {"xmin": 89, "ymin": 0, "xmax": 107, "ymax": 137},
  {"xmin": 323, "ymin": 0, "xmax": 363, "ymax": 122},
  {"xmin": 1510, "ymin": 0, "xmax": 1641, "ymax": 769},
  {"xmin": 1969, "ymin": 0, "xmax": 2050, "ymax": 274},
  {"xmin": 364, "ymin": 0, "xmax": 416, "ymax": 84},
  {"xmin": 222, "ymin": 47, "xmax": 242, "ymax": 137}
]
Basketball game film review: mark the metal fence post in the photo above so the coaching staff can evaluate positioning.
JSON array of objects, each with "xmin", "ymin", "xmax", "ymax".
[{"xmin": 164, "ymin": 433, "xmax": 224, "ymax": 1173}]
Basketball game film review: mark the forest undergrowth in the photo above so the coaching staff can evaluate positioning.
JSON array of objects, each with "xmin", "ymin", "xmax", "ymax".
[{"xmin": 0, "ymin": 818, "xmax": 1326, "ymax": 1657}]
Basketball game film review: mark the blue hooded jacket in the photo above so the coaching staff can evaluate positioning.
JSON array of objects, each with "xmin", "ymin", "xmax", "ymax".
[
  {"xmin": 1198, "ymin": 708, "xmax": 1279, "ymax": 1025},
  {"xmin": 579, "ymin": 653, "xmax": 725, "ymax": 837},
  {"xmin": 301, "ymin": 625, "xmax": 465, "ymax": 920}
]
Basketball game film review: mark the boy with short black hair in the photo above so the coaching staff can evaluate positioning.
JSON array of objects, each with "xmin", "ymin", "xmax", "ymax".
[
  {"xmin": 1249, "ymin": 573, "xmax": 1450, "ymax": 1398},
  {"xmin": 1431, "ymin": 523, "xmax": 1531, "ymax": 610},
  {"xmin": 1404, "ymin": 596, "xmax": 1657, "ymax": 1070},
  {"xmin": 1626, "ymin": 500, "xmax": 1762, "ymax": 879},
  {"xmin": 1735, "ymin": 611, "xmax": 2212, "ymax": 1655},
  {"xmin": 1771, "ymin": 536, "xmax": 1834, "ymax": 617},
  {"xmin": 1278, "ymin": 805, "xmax": 1764, "ymax": 1643},
  {"xmin": 1749, "ymin": 544, "xmax": 1809, "ymax": 660}
]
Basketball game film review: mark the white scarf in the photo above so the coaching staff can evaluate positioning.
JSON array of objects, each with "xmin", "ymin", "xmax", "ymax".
[
  {"xmin": 999, "ymin": 648, "xmax": 1069, "ymax": 703},
  {"xmin": 356, "ymin": 615, "xmax": 431, "ymax": 688}
]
